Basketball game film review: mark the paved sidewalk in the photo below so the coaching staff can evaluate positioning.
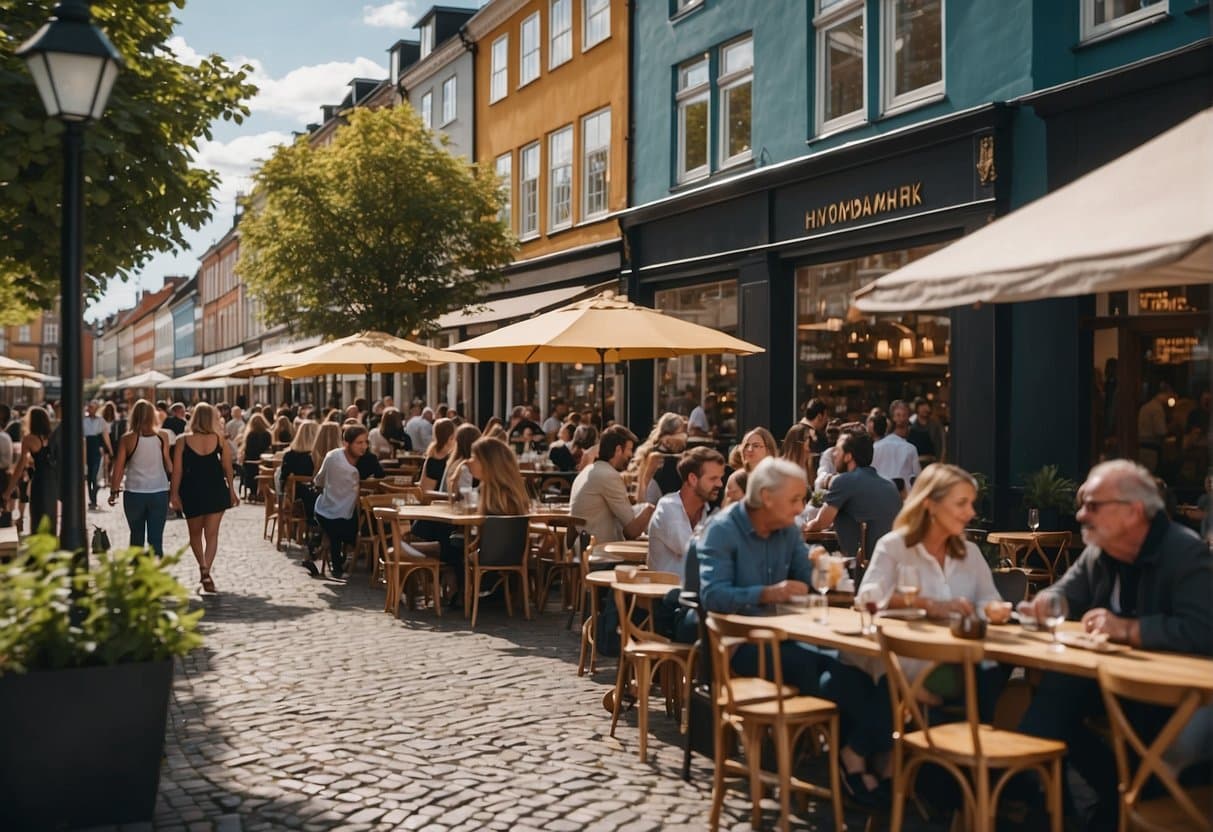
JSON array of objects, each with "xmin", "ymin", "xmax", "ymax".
[{"xmin": 79, "ymin": 498, "xmax": 936, "ymax": 832}]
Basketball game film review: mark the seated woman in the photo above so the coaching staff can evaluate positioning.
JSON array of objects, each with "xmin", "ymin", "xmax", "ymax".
[
  {"xmin": 444, "ymin": 423, "xmax": 482, "ymax": 497},
  {"xmin": 468, "ymin": 436, "xmax": 530, "ymax": 516},
  {"xmin": 271, "ymin": 415, "xmax": 294, "ymax": 447},
  {"xmin": 819, "ymin": 463, "xmax": 1005, "ymax": 806},
  {"xmin": 369, "ymin": 407, "xmax": 410, "ymax": 458},
  {"xmin": 312, "ymin": 425, "xmax": 370, "ymax": 579},
  {"xmin": 633, "ymin": 412, "xmax": 688, "ymax": 503},
  {"xmin": 546, "ymin": 420, "xmax": 579, "ymax": 471},
  {"xmin": 238, "ymin": 414, "xmax": 272, "ymax": 500}
]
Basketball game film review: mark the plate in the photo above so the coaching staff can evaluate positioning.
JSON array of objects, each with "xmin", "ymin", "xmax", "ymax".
[
  {"xmin": 1055, "ymin": 632, "xmax": 1131, "ymax": 653},
  {"xmin": 831, "ymin": 626, "xmax": 864, "ymax": 637},
  {"xmin": 879, "ymin": 608, "xmax": 927, "ymax": 621}
]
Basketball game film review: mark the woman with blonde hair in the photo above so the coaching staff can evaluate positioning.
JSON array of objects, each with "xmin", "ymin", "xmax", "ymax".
[
  {"xmin": 468, "ymin": 437, "xmax": 530, "ymax": 516},
  {"xmin": 271, "ymin": 415, "xmax": 294, "ymax": 446},
  {"xmin": 170, "ymin": 402, "xmax": 239, "ymax": 593},
  {"xmin": 311, "ymin": 422, "xmax": 342, "ymax": 474},
  {"xmin": 107, "ymin": 399, "xmax": 173, "ymax": 556},
  {"xmin": 277, "ymin": 420, "xmax": 319, "ymax": 494},
  {"xmin": 739, "ymin": 426, "xmax": 778, "ymax": 472},
  {"xmin": 444, "ymin": 423, "xmax": 482, "ymax": 496},
  {"xmin": 632, "ymin": 412, "xmax": 687, "ymax": 502}
]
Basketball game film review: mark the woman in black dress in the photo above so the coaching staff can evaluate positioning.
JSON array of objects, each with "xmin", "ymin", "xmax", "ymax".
[
  {"xmin": 170, "ymin": 402, "xmax": 239, "ymax": 594},
  {"xmin": 2, "ymin": 406, "xmax": 58, "ymax": 536},
  {"xmin": 239, "ymin": 414, "xmax": 272, "ymax": 500}
]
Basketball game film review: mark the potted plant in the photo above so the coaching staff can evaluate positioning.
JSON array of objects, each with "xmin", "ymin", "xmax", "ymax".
[
  {"xmin": 1021, "ymin": 464, "xmax": 1078, "ymax": 531},
  {"xmin": 0, "ymin": 535, "xmax": 202, "ymax": 828}
]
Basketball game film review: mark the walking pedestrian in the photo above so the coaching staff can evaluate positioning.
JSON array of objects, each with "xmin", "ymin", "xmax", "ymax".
[
  {"xmin": 170, "ymin": 402, "xmax": 239, "ymax": 594},
  {"xmin": 107, "ymin": 399, "xmax": 172, "ymax": 556},
  {"xmin": 3, "ymin": 406, "xmax": 59, "ymax": 536},
  {"xmin": 83, "ymin": 401, "xmax": 113, "ymax": 510}
]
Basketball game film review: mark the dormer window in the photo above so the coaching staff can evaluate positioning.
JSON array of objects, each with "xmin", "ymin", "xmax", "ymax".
[{"xmin": 420, "ymin": 21, "xmax": 435, "ymax": 58}]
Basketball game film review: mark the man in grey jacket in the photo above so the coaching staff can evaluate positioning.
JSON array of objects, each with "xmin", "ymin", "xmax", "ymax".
[{"xmin": 1018, "ymin": 459, "xmax": 1212, "ymax": 827}]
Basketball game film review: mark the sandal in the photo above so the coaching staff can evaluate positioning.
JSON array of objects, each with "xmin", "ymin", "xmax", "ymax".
[
  {"xmin": 200, "ymin": 570, "xmax": 217, "ymax": 594},
  {"xmin": 841, "ymin": 770, "xmax": 884, "ymax": 808},
  {"xmin": 301, "ymin": 559, "xmax": 320, "ymax": 577}
]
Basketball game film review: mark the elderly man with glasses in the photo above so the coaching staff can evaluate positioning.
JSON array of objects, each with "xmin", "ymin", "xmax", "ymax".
[{"xmin": 1017, "ymin": 459, "xmax": 1212, "ymax": 827}]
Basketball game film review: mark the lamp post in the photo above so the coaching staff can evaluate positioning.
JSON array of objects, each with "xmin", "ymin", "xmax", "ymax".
[{"xmin": 17, "ymin": 0, "xmax": 122, "ymax": 555}]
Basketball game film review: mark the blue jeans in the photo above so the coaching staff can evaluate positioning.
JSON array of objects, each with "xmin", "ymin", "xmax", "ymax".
[{"xmin": 123, "ymin": 490, "xmax": 169, "ymax": 557}]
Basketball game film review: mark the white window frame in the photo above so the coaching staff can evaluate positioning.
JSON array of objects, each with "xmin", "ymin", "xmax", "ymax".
[
  {"xmin": 581, "ymin": 108, "xmax": 611, "ymax": 220},
  {"xmin": 718, "ymin": 35, "xmax": 754, "ymax": 168},
  {"xmin": 420, "ymin": 91, "xmax": 433, "ymax": 128},
  {"xmin": 441, "ymin": 75, "xmax": 457, "ymax": 126},
  {"xmin": 548, "ymin": 125, "xmax": 574, "ymax": 232},
  {"xmin": 490, "ymin": 35, "xmax": 509, "ymax": 103},
  {"xmin": 42, "ymin": 353, "xmax": 55, "ymax": 375},
  {"xmin": 1081, "ymin": 0, "xmax": 1167, "ymax": 43},
  {"xmin": 814, "ymin": 0, "xmax": 868, "ymax": 136},
  {"xmin": 520, "ymin": 13, "xmax": 541, "ymax": 88},
  {"xmin": 495, "ymin": 152, "xmax": 513, "ymax": 231},
  {"xmin": 673, "ymin": 0, "xmax": 704, "ymax": 16},
  {"xmin": 17, "ymin": 325, "xmax": 30, "ymax": 342},
  {"xmin": 520, "ymin": 142, "xmax": 541, "ymax": 240},
  {"xmin": 420, "ymin": 21, "xmax": 435, "ymax": 58},
  {"xmin": 881, "ymin": 0, "xmax": 945, "ymax": 116},
  {"xmin": 550, "ymin": 0, "xmax": 573, "ymax": 69},
  {"xmin": 676, "ymin": 55, "xmax": 710, "ymax": 184},
  {"xmin": 583, "ymin": 0, "xmax": 611, "ymax": 51},
  {"xmin": 43, "ymin": 322, "xmax": 59, "ymax": 343}
]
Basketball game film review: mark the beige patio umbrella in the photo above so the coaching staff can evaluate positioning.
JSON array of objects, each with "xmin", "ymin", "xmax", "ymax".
[
  {"xmin": 449, "ymin": 290, "xmax": 764, "ymax": 418},
  {"xmin": 0, "ymin": 357, "xmax": 38, "ymax": 375}
]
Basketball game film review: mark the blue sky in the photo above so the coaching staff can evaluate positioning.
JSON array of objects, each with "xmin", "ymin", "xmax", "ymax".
[{"xmin": 86, "ymin": 0, "xmax": 471, "ymax": 321}]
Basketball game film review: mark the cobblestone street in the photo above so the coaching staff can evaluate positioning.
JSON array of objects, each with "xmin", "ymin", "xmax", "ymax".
[{"xmin": 81, "ymin": 499, "xmax": 921, "ymax": 832}]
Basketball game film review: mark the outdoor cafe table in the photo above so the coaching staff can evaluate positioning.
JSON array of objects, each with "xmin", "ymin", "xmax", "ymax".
[
  {"xmin": 719, "ymin": 607, "xmax": 1213, "ymax": 692},
  {"xmin": 392, "ymin": 502, "xmax": 584, "ymax": 618},
  {"xmin": 601, "ymin": 540, "xmax": 648, "ymax": 563}
]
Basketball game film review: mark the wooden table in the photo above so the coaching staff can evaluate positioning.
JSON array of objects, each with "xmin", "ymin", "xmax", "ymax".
[
  {"xmin": 580, "ymin": 570, "xmax": 676, "ymax": 676},
  {"xmin": 601, "ymin": 540, "xmax": 648, "ymax": 563},
  {"xmin": 986, "ymin": 530, "xmax": 1074, "ymax": 588},
  {"xmin": 803, "ymin": 529, "xmax": 838, "ymax": 545}
]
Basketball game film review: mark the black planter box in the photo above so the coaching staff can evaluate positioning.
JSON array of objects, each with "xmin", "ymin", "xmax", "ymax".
[{"xmin": 0, "ymin": 659, "xmax": 173, "ymax": 829}]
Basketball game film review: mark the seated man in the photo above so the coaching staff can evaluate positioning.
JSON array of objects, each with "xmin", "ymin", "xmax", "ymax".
[
  {"xmin": 569, "ymin": 425, "xmax": 655, "ymax": 544},
  {"xmin": 699, "ymin": 457, "xmax": 821, "ymax": 693},
  {"xmin": 647, "ymin": 446, "xmax": 725, "ymax": 577},
  {"xmin": 1018, "ymin": 459, "xmax": 1213, "ymax": 827},
  {"xmin": 805, "ymin": 431, "xmax": 901, "ymax": 560}
]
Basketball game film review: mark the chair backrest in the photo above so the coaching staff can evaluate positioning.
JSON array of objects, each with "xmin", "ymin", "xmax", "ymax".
[
  {"xmin": 1030, "ymin": 531, "xmax": 1072, "ymax": 580},
  {"xmin": 477, "ymin": 515, "xmax": 531, "ymax": 567},
  {"xmin": 612, "ymin": 579, "xmax": 676, "ymax": 653},
  {"xmin": 878, "ymin": 629, "xmax": 984, "ymax": 755},
  {"xmin": 992, "ymin": 568, "xmax": 1030, "ymax": 602},
  {"xmin": 705, "ymin": 614, "xmax": 792, "ymax": 718},
  {"xmin": 539, "ymin": 475, "xmax": 572, "ymax": 499},
  {"xmin": 1097, "ymin": 665, "xmax": 1213, "ymax": 832},
  {"xmin": 683, "ymin": 536, "xmax": 702, "ymax": 593}
]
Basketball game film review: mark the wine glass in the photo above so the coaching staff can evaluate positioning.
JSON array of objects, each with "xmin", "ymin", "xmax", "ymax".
[
  {"xmin": 896, "ymin": 564, "xmax": 920, "ymax": 609},
  {"xmin": 855, "ymin": 583, "xmax": 894, "ymax": 636},
  {"xmin": 1028, "ymin": 508, "xmax": 1040, "ymax": 532},
  {"xmin": 811, "ymin": 563, "xmax": 832, "ymax": 624},
  {"xmin": 1041, "ymin": 592, "xmax": 1069, "ymax": 652}
]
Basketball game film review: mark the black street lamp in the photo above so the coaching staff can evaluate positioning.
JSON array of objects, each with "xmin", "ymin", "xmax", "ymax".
[{"xmin": 17, "ymin": 0, "xmax": 122, "ymax": 555}]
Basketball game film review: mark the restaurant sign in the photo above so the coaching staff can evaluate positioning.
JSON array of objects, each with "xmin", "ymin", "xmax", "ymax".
[{"xmin": 804, "ymin": 183, "xmax": 924, "ymax": 231}]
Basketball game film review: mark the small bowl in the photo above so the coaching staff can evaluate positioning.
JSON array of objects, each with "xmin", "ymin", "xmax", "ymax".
[
  {"xmin": 950, "ymin": 613, "xmax": 987, "ymax": 640},
  {"xmin": 984, "ymin": 601, "xmax": 1013, "ymax": 625}
]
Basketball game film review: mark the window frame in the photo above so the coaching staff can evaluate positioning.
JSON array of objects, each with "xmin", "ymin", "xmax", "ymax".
[
  {"xmin": 1080, "ymin": 0, "xmax": 1167, "ymax": 42},
  {"xmin": 43, "ymin": 322, "xmax": 59, "ymax": 343},
  {"xmin": 581, "ymin": 108, "xmax": 611, "ymax": 220},
  {"xmin": 583, "ymin": 0, "xmax": 611, "ymax": 52},
  {"xmin": 675, "ymin": 54, "xmax": 711, "ymax": 184},
  {"xmin": 495, "ymin": 151, "xmax": 513, "ymax": 232},
  {"xmin": 419, "ymin": 90, "xmax": 433, "ymax": 128},
  {"xmin": 440, "ymin": 75, "xmax": 457, "ymax": 126},
  {"xmin": 814, "ymin": 0, "xmax": 868, "ymax": 136},
  {"xmin": 881, "ymin": 0, "xmax": 945, "ymax": 116},
  {"xmin": 519, "ymin": 141, "xmax": 541, "ymax": 240},
  {"xmin": 520, "ymin": 12, "xmax": 541, "ymax": 88},
  {"xmin": 672, "ymin": 0, "xmax": 705, "ymax": 18},
  {"xmin": 717, "ymin": 35, "xmax": 754, "ymax": 169},
  {"xmin": 420, "ymin": 21, "xmax": 435, "ymax": 58},
  {"xmin": 547, "ymin": 125, "xmax": 574, "ymax": 232},
  {"xmin": 550, "ymin": 0, "xmax": 573, "ymax": 69},
  {"xmin": 490, "ymin": 34, "xmax": 509, "ymax": 103}
]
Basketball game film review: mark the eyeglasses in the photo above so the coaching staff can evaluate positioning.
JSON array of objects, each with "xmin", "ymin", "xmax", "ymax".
[
  {"xmin": 1078, "ymin": 498, "xmax": 1131, "ymax": 513},
  {"xmin": 742, "ymin": 442, "xmax": 764, "ymax": 451}
]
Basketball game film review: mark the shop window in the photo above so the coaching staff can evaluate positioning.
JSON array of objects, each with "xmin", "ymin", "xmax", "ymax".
[
  {"xmin": 676, "ymin": 55, "xmax": 710, "ymax": 183},
  {"xmin": 549, "ymin": 361, "xmax": 616, "ymax": 419},
  {"xmin": 550, "ymin": 0, "xmax": 572, "ymax": 68},
  {"xmin": 495, "ymin": 152, "xmax": 512, "ymax": 231},
  {"xmin": 719, "ymin": 36, "xmax": 753, "ymax": 167},
  {"xmin": 582, "ymin": 108, "xmax": 610, "ymax": 219},
  {"xmin": 419, "ymin": 91, "xmax": 432, "ymax": 128},
  {"xmin": 655, "ymin": 280, "xmax": 740, "ymax": 440},
  {"xmin": 520, "ymin": 142, "xmax": 540, "ymax": 239},
  {"xmin": 815, "ymin": 0, "xmax": 866, "ymax": 134},
  {"xmin": 490, "ymin": 35, "xmax": 509, "ymax": 102},
  {"xmin": 520, "ymin": 13, "xmax": 541, "ymax": 87},
  {"xmin": 441, "ymin": 76, "xmax": 457, "ymax": 125},
  {"xmin": 883, "ymin": 0, "xmax": 943, "ymax": 114},
  {"xmin": 584, "ymin": 0, "xmax": 611, "ymax": 51},
  {"xmin": 42, "ymin": 353, "xmax": 57, "ymax": 376},
  {"xmin": 795, "ymin": 245, "xmax": 949, "ymax": 426},
  {"xmin": 548, "ymin": 125, "xmax": 573, "ymax": 231},
  {"xmin": 1081, "ymin": 0, "xmax": 1166, "ymax": 42}
]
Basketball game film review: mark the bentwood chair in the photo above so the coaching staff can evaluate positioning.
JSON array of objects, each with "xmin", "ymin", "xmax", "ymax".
[
  {"xmin": 356, "ymin": 494, "xmax": 403, "ymax": 579},
  {"xmin": 468, "ymin": 516, "xmax": 532, "ymax": 629},
  {"xmin": 256, "ymin": 468, "xmax": 278, "ymax": 540},
  {"xmin": 372, "ymin": 507, "xmax": 443, "ymax": 618},
  {"xmin": 705, "ymin": 615, "xmax": 844, "ymax": 832},
  {"xmin": 879, "ymin": 629, "xmax": 1065, "ymax": 832},
  {"xmin": 1098, "ymin": 665, "xmax": 1213, "ymax": 832},
  {"xmin": 277, "ymin": 474, "xmax": 312, "ymax": 551}
]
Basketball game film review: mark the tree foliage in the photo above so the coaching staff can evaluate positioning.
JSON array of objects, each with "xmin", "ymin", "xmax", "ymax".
[
  {"xmin": 0, "ymin": 0, "xmax": 256, "ymax": 323},
  {"xmin": 238, "ymin": 104, "xmax": 516, "ymax": 339}
]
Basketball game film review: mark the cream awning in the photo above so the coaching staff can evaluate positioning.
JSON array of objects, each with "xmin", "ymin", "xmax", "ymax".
[
  {"xmin": 853, "ymin": 108, "xmax": 1213, "ymax": 312},
  {"xmin": 435, "ymin": 283, "xmax": 612, "ymax": 331}
]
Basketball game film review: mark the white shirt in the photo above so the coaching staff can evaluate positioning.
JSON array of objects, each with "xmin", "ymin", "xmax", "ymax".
[
  {"xmin": 813, "ymin": 447, "xmax": 837, "ymax": 491},
  {"xmin": 647, "ymin": 491, "xmax": 713, "ymax": 578},
  {"xmin": 0, "ymin": 430, "xmax": 11, "ymax": 472},
  {"xmin": 405, "ymin": 416, "xmax": 432, "ymax": 451},
  {"xmin": 83, "ymin": 415, "xmax": 108, "ymax": 438},
  {"xmin": 367, "ymin": 427, "xmax": 392, "ymax": 458},
  {"xmin": 224, "ymin": 417, "xmax": 245, "ymax": 442},
  {"xmin": 542, "ymin": 416, "xmax": 563, "ymax": 437},
  {"xmin": 871, "ymin": 433, "xmax": 920, "ymax": 485},
  {"xmin": 688, "ymin": 406, "xmax": 709, "ymax": 434},
  {"xmin": 313, "ymin": 448, "xmax": 361, "ymax": 520}
]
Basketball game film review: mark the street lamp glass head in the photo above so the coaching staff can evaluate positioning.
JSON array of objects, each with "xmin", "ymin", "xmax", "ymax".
[{"xmin": 17, "ymin": 1, "xmax": 123, "ymax": 123}]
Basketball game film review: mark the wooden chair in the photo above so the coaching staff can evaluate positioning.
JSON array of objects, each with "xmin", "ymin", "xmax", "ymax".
[
  {"xmin": 1097, "ymin": 664, "xmax": 1213, "ymax": 832},
  {"xmin": 372, "ymin": 507, "xmax": 443, "ymax": 617},
  {"xmin": 355, "ymin": 495, "xmax": 402, "ymax": 578},
  {"xmin": 992, "ymin": 568, "xmax": 1031, "ymax": 603},
  {"xmin": 468, "ymin": 515, "xmax": 532, "ymax": 629},
  {"xmin": 704, "ymin": 614, "xmax": 843, "ymax": 832},
  {"xmin": 609, "ymin": 571, "xmax": 693, "ymax": 763},
  {"xmin": 538, "ymin": 475, "xmax": 572, "ymax": 501},
  {"xmin": 996, "ymin": 531, "xmax": 1073, "ymax": 591},
  {"xmin": 536, "ymin": 525, "xmax": 586, "ymax": 614},
  {"xmin": 879, "ymin": 629, "xmax": 1065, "ymax": 832},
  {"xmin": 277, "ymin": 474, "xmax": 313, "ymax": 551},
  {"xmin": 379, "ymin": 475, "xmax": 415, "ymax": 490},
  {"xmin": 256, "ymin": 469, "xmax": 278, "ymax": 541}
]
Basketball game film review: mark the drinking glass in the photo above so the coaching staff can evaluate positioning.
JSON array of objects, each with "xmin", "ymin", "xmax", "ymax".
[
  {"xmin": 896, "ymin": 564, "xmax": 920, "ymax": 609},
  {"xmin": 856, "ymin": 584, "xmax": 893, "ymax": 636},
  {"xmin": 810, "ymin": 564, "xmax": 832, "ymax": 624},
  {"xmin": 1041, "ymin": 592, "xmax": 1069, "ymax": 652},
  {"xmin": 1028, "ymin": 508, "xmax": 1040, "ymax": 532}
]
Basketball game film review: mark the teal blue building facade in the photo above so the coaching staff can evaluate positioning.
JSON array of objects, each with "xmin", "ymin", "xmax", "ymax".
[{"xmin": 621, "ymin": 0, "xmax": 1210, "ymax": 523}]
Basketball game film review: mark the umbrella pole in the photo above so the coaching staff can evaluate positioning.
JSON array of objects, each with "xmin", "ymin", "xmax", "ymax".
[
  {"xmin": 598, "ymin": 348, "xmax": 607, "ymax": 429},
  {"xmin": 364, "ymin": 365, "xmax": 373, "ymax": 409}
]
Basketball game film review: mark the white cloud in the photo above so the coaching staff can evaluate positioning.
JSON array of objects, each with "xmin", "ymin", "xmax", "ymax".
[
  {"xmin": 362, "ymin": 1, "xmax": 427, "ymax": 28},
  {"xmin": 241, "ymin": 56, "xmax": 386, "ymax": 124},
  {"xmin": 163, "ymin": 35, "xmax": 205, "ymax": 67},
  {"xmin": 195, "ymin": 131, "xmax": 292, "ymax": 209}
]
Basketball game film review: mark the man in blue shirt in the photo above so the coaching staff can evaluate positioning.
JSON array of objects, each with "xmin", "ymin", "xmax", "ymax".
[
  {"xmin": 699, "ymin": 457, "xmax": 821, "ymax": 693},
  {"xmin": 804, "ymin": 430, "xmax": 901, "ymax": 559}
]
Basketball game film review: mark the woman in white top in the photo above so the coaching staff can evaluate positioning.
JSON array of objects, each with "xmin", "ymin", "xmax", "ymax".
[
  {"xmin": 819, "ymin": 463, "xmax": 1005, "ymax": 805},
  {"xmin": 107, "ymin": 399, "xmax": 173, "ymax": 557},
  {"xmin": 312, "ymin": 424, "xmax": 369, "ymax": 579},
  {"xmin": 443, "ymin": 423, "xmax": 481, "ymax": 496}
]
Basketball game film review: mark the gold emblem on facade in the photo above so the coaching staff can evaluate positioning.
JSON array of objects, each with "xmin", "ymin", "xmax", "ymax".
[{"xmin": 977, "ymin": 135, "xmax": 997, "ymax": 185}]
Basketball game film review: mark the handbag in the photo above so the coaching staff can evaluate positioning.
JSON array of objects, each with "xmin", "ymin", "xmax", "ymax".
[{"xmin": 91, "ymin": 526, "xmax": 112, "ymax": 554}]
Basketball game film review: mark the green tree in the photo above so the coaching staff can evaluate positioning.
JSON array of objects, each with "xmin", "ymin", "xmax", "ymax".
[
  {"xmin": 238, "ymin": 104, "xmax": 515, "ymax": 339},
  {"xmin": 0, "ymin": 0, "xmax": 256, "ymax": 323}
]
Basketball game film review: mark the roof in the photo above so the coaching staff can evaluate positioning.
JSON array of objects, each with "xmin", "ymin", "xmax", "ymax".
[
  {"xmin": 412, "ymin": 5, "xmax": 478, "ymax": 29},
  {"xmin": 122, "ymin": 277, "xmax": 187, "ymax": 329}
]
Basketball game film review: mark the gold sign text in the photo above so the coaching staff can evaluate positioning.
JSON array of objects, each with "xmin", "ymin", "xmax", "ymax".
[{"xmin": 804, "ymin": 183, "xmax": 924, "ymax": 231}]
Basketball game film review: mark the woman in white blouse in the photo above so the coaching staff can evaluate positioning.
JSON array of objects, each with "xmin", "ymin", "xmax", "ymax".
[{"xmin": 820, "ymin": 463, "xmax": 1005, "ymax": 806}]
